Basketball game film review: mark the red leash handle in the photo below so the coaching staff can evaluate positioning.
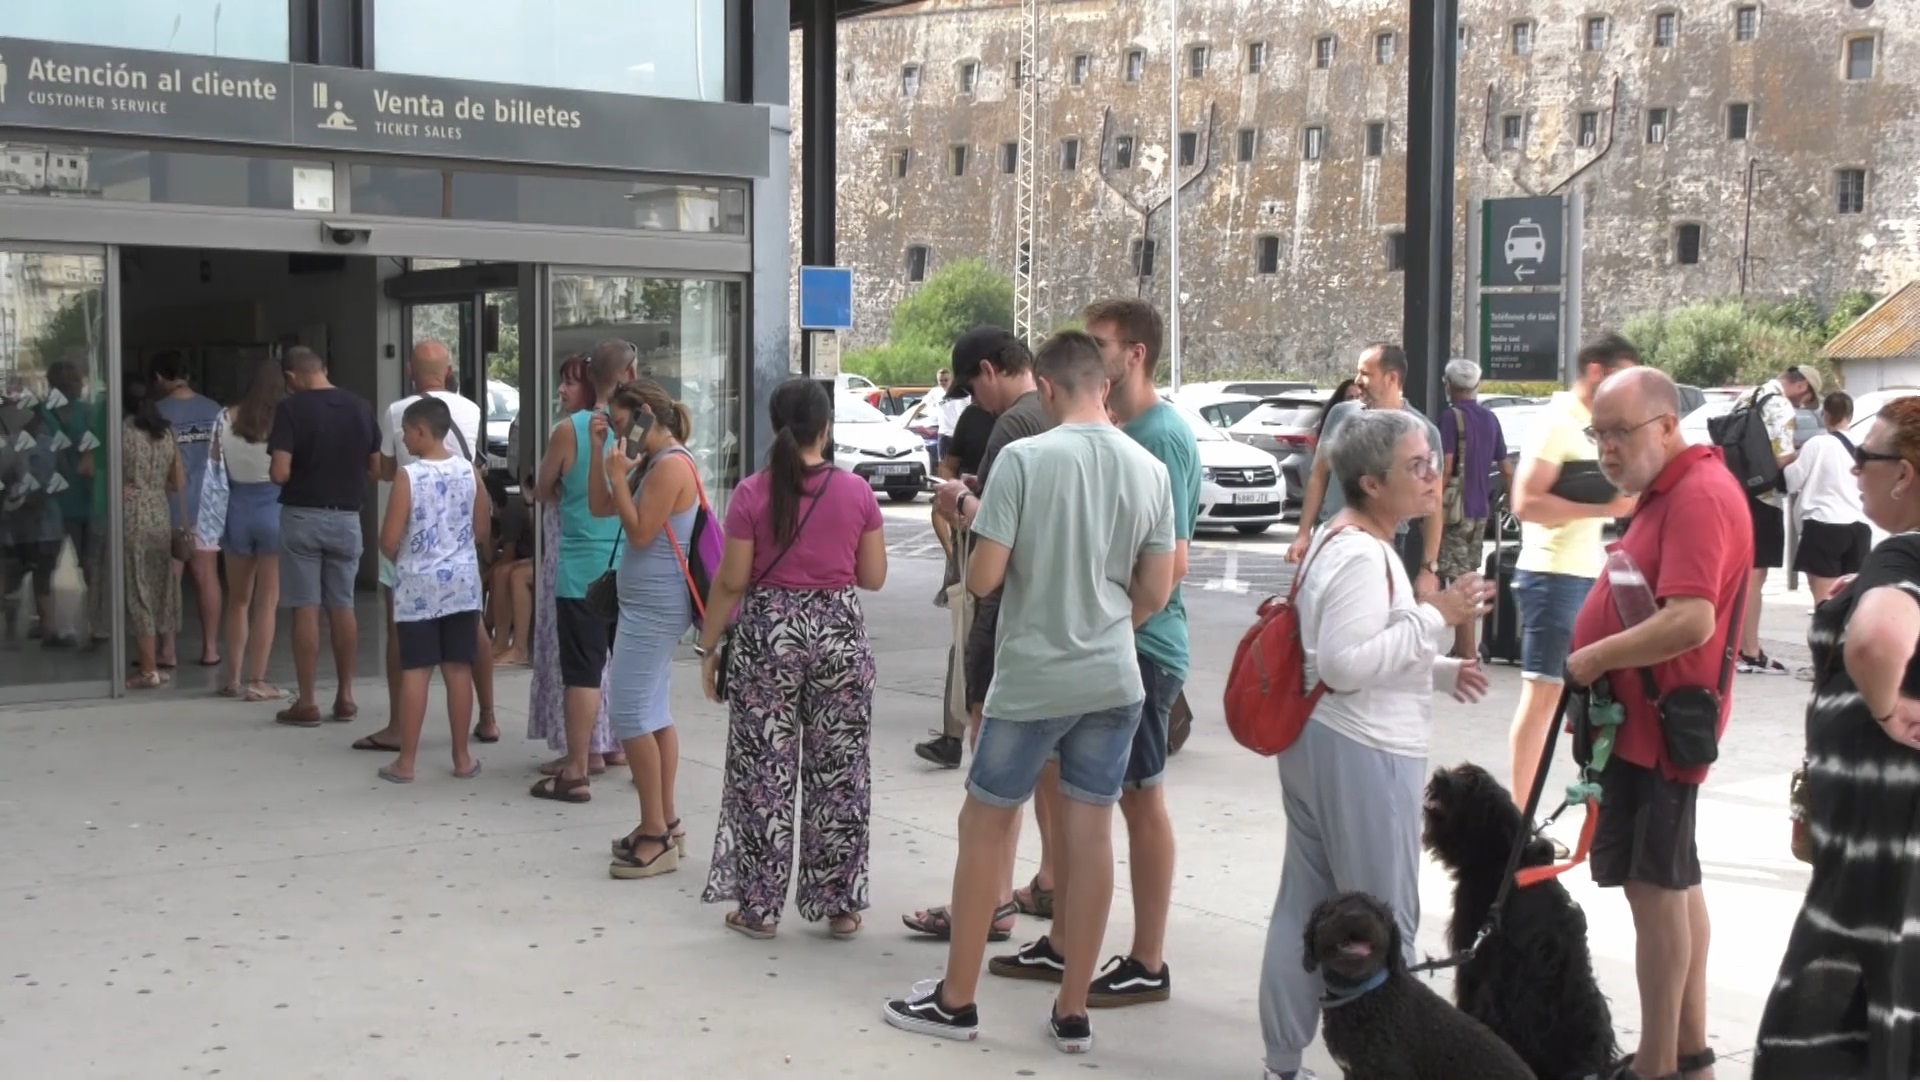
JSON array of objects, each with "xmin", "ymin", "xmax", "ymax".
[{"xmin": 1514, "ymin": 796, "xmax": 1601, "ymax": 888}]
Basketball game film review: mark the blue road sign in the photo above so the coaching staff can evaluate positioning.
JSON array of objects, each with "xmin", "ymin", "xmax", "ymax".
[{"xmin": 799, "ymin": 266, "xmax": 855, "ymax": 330}]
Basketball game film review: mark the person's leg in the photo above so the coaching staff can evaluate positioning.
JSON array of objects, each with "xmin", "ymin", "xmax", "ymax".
[
  {"xmin": 246, "ymin": 555, "xmax": 280, "ymax": 688},
  {"xmin": 1679, "ymin": 886, "xmax": 1714, "ymax": 1079},
  {"xmin": 505, "ymin": 561, "xmax": 533, "ymax": 658},
  {"xmin": 321, "ymin": 512, "xmax": 361, "ymax": 714},
  {"xmin": 1030, "ymin": 761, "xmax": 1060, "ymax": 900},
  {"xmin": 161, "ymin": 556, "xmax": 181, "ymax": 666},
  {"xmin": 1115, "ymin": 656, "xmax": 1181, "ymax": 976},
  {"xmin": 1048, "ymin": 702, "xmax": 1141, "ymax": 1023},
  {"xmin": 387, "ymin": 666, "xmax": 432, "ymax": 780},
  {"xmin": 796, "ymin": 600, "xmax": 874, "ymax": 923},
  {"xmin": 1508, "ymin": 570, "xmax": 1581, "ymax": 806},
  {"xmin": 189, "ymin": 548, "xmax": 222, "ymax": 663},
  {"xmin": 487, "ymin": 562, "xmax": 514, "ymax": 652},
  {"xmin": 326, "ymin": 601, "xmax": 358, "ymax": 711},
  {"xmin": 1806, "ymin": 574, "xmax": 1835, "ymax": 604},
  {"xmin": 444, "ymin": 660, "xmax": 476, "ymax": 776},
  {"xmin": 470, "ymin": 611, "xmax": 497, "ymax": 737},
  {"xmin": 1624, "ymin": 881, "xmax": 1692, "ymax": 1078},
  {"xmin": 1259, "ymin": 748, "xmax": 1336, "ymax": 1078},
  {"xmin": 1741, "ymin": 567, "xmax": 1768, "ymax": 657},
  {"xmin": 222, "ymin": 553, "xmax": 256, "ymax": 693},
  {"xmin": 291, "ymin": 607, "xmax": 320, "ymax": 709}
]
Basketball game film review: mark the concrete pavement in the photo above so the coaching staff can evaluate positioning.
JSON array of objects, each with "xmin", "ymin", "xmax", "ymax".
[{"xmin": 0, "ymin": 506, "xmax": 1818, "ymax": 1077}]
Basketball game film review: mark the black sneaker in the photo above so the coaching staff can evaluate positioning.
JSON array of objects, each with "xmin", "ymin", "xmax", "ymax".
[
  {"xmin": 989, "ymin": 935, "xmax": 1066, "ymax": 982},
  {"xmin": 1049, "ymin": 1005, "xmax": 1094, "ymax": 1053},
  {"xmin": 1086, "ymin": 954, "xmax": 1171, "ymax": 1008},
  {"xmin": 883, "ymin": 979, "xmax": 979, "ymax": 1041},
  {"xmin": 915, "ymin": 734, "xmax": 962, "ymax": 769}
]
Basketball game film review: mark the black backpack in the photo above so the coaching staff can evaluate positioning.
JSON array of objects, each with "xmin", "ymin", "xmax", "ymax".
[{"xmin": 1707, "ymin": 392, "xmax": 1783, "ymax": 499}]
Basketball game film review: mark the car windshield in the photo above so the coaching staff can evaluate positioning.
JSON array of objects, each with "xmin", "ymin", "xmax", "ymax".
[
  {"xmin": 1243, "ymin": 402, "xmax": 1322, "ymax": 427},
  {"xmin": 1211, "ymin": 400, "xmax": 1261, "ymax": 427},
  {"xmin": 835, "ymin": 396, "xmax": 889, "ymax": 424},
  {"xmin": 487, "ymin": 386, "xmax": 518, "ymax": 422},
  {"xmin": 1166, "ymin": 400, "xmax": 1227, "ymax": 441}
]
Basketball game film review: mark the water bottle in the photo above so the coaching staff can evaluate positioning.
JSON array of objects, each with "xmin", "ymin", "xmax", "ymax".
[{"xmin": 1605, "ymin": 549, "xmax": 1657, "ymax": 629}]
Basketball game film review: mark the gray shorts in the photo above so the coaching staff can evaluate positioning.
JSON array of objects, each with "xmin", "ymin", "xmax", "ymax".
[{"xmin": 279, "ymin": 506, "xmax": 362, "ymax": 610}]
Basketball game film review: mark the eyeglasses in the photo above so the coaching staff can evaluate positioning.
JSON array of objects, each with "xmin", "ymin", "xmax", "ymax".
[
  {"xmin": 1583, "ymin": 415, "xmax": 1670, "ymax": 446},
  {"xmin": 1406, "ymin": 451, "xmax": 1443, "ymax": 480},
  {"xmin": 1851, "ymin": 444, "xmax": 1904, "ymax": 469}
]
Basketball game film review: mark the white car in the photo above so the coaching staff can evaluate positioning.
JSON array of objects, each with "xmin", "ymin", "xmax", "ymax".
[
  {"xmin": 834, "ymin": 394, "xmax": 928, "ymax": 502},
  {"xmin": 1171, "ymin": 389, "xmax": 1266, "ymax": 430},
  {"xmin": 485, "ymin": 380, "xmax": 518, "ymax": 471},
  {"xmin": 1505, "ymin": 220, "xmax": 1546, "ymax": 264},
  {"xmin": 1165, "ymin": 397, "xmax": 1288, "ymax": 535}
]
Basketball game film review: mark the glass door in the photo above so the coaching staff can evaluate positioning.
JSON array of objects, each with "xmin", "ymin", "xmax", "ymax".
[{"xmin": 0, "ymin": 244, "xmax": 119, "ymax": 703}]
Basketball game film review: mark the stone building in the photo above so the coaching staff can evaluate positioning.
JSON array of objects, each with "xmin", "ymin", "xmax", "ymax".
[{"xmin": 792, "ymin": 0, "xmax": 1917, "ymax": 379}]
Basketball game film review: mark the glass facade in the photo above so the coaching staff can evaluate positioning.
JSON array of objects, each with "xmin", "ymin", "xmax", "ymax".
[
  {"xmin": 349, "ymin": 166, "xmax": 747, "ymax": 234},
  {"xmin": 374, "ymin": 0, "xmax": 727, "ymax": 103},
  {"xmin": 0, "ymin": 1, "xmax": 288, "ymax": 62},
  {"xmin": 0, "ymin": 140, "xmax": 334, "ymax": 212}
]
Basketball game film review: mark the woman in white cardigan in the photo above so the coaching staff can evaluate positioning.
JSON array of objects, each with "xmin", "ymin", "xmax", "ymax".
[{"xmin": 1258, "ymin": 408, "xmax": 1495, "ymax": 1081}]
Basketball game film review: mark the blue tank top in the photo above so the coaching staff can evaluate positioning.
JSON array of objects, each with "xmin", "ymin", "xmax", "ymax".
[
  {"xmin": 555, "ymin": 410, "xmax": 623, "ymax": 599},
  {"xmin": 616, "ymin": 446, "xmax": 699, "ymax": 619}
]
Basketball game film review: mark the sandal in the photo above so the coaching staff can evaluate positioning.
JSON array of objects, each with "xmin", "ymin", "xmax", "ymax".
[
  {"xmin": 609, "ymin": 833, "xmax": 679, "ymax": 879},
  {"xmin": 330, "ymin": 699, "xmax": 358, "ymax": 722},
  {"xmin": 829, "ymin": 912, "xmax": 864, "ymax": 941},
  {"xmin": 1678, "ymin": 1049, "xmax": 1715, "ymax": 1078},
  {"xmin": 724, "ymin": 910, "xmax": 777, "ymax": 940},
  {"xmin": 1013, "ymin": 874, "xmax": 1055, "ymax": 919},
  {"xmin": 243, "ymin": 682, "xmax": 283, "ymax": 702},
  {"xmin": 276, "ymin": 704, "xmax": 323, "ymax": 728},
  {"xmin": 377, "ymin": 765, "xmax": 413, "ymax": 784},
  {"xmin": 126, "ymin": 670, "xmax": 165, "ymax": 690},
  {"xmin": 901, "ymin": 901, "xmax": 1020, "ymax": 941},
  {"xmin": 529, "ymin": 775, "xmax": 591, "ymax": 803},
  {"xmin": 472, "ymin": 711, "xmax": 501, "ymax": 744},
  {"xmin": 218, "ymin": 683, "xmax": 242, "ymax": 698},
  {"xmin": 352, "ymin": 734, "xmax": 402, "ymax": 752},
  {"xmin": 613, "ymin": 818, "xmax": 688, "ymax": 859}
]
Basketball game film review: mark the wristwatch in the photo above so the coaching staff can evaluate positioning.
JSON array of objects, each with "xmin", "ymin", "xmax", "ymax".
[{"xmin": 1423, "ymin": 560, "xmax": 1440, "ymax": 575}]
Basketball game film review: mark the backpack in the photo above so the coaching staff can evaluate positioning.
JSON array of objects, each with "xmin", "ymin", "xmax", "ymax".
[
  {"xmin": 1224, "ymin": 526, "xmax": 1393, "ymax": 756},
  {"xmin": 1707, "ymin": 391, "xmax": 1783, "ymax": 499},
  {"xmin": 661, "ymin": 447, "xmax": 728, "ymax": 632}
]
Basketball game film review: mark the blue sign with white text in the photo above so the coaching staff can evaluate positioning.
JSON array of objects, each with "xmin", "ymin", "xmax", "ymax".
[{"xmin": 799, "ymin": 266, "xmax": 854, "ymax": 330}]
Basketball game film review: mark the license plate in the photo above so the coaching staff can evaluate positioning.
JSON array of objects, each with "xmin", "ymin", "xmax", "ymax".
[
  {"xmin": 876, "ymin": 464, "xmax": 914, "ymax": 476},
  {"xmin": 486, "ymin": 454, "xmax": 508, "ymax": 470},
  {"xmin": 1234, "ymin": 491, "xmax": 1272, "ymax": 505}
]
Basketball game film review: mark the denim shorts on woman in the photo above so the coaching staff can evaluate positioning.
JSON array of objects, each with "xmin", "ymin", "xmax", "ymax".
[
  {"xmin": 1511, "ymin": 569, "xmax": 1595, "ymax": 683},
  {"xmin": 966, "ymin": 700, "xmax": 1144, "ymax": 808}
]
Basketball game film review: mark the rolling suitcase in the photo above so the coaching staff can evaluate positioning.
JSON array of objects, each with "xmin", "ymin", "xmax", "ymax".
[{"xmin": 1481, "ymin": 495, "xmax": 1522, "ymax": 665}]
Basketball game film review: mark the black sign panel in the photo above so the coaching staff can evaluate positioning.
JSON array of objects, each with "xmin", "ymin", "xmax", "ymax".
[
  {"xmin": 0, "ymin": 37, "xmax": 769, "ymax": 179},
  {"xmin": 1482, "ymin": 195, "xmax": 1565, "ymax": 288},
  {"xmin": 1481, "ymin": 292, "xmax": 1563, "ymax": 382}
]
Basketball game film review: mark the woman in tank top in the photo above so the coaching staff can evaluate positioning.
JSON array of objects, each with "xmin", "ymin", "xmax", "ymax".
[{"xmin": 211, "ymin": 359, "xmax": 286, "ymax": 701}]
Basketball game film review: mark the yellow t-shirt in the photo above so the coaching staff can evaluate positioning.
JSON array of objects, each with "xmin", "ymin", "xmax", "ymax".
[{"xmin": 1516, "ymin": 391, "xmax": 1608, "ymax": 579}]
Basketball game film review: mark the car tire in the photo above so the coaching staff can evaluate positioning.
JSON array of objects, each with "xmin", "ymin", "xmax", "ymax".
[
  {"xmin": 1235, "ymin": 523, "xmax": 1271, "ymax": 535},
  {"xmin": 886, "ymin": 489, "xmax": 920, "ymax": 504}
]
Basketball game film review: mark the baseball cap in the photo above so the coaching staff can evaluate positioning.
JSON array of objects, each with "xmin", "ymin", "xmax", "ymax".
[{"xmin": 948, "ymin": 325, "xmax": 1020, "ymax": 399}]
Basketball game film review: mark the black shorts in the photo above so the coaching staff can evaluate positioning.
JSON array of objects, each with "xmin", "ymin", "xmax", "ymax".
[
  {"xmin": 555, "ymin": 597, "xmax": 615, "ymax": 689},
  {"xmin": 1795, "ymin": 519, "xmax": 1872, "ymax": 579},
  {"xmin": 1590, "ymin": 758, "xmax": 1701, "ymax": 890},
  {"xmin": 1748, "ymin": 495, "xmax": 1786, "ymax": 569},
  {"xmin": 396, "ymin": 611, "xmax": 480, "ymax": 671}
]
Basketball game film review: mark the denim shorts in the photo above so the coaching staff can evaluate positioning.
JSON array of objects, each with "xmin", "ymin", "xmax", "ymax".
[
  {"xmin": 279, "ymin": 506, "xmax": 362, "ymax": 610},
  {"xmin": 1125, "ymin": 656, "xmax": 1184, "ymax": 790},
  {"xmin": 967, "ymin": 701, "xmax": 1144, "ymax": 808},
  {"xmin": 1511, "ymin": 569, "xmax": 1594, "ymax": 684}
]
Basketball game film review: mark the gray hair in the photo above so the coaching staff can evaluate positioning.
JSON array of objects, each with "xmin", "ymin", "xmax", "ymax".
[
  {"xmin": 1444, "ymin": 358, "xmax": 1481, "ymax": 391},
  {"xmin": 1328, "ymin": 408, "xmax": 1427, "ymax": 509}
]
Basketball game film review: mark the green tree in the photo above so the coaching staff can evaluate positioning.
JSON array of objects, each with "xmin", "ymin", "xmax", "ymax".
[
  {"xmin": 887, "ymin": 259, "xmax": 1015, "ymax": 351},
  {"xmin": 27, "ymin": 291, "xmax": 101, "ymax": 370},
  {"xmin": 841, "ymin": 341, "xmax": 946, "ymax": 385},
  {"xmin": 1823, "ymin": 289, "xmax": 1878, "ymax": 341}
]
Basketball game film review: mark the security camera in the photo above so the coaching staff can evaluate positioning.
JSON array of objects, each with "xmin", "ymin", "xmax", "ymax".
[{"xmin": 320, "ymin": 222, "xmax": 372, "ymax": 247}]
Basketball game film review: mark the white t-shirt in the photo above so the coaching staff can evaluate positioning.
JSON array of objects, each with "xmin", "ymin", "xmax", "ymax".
[
  {"xmin": 936, "ymin": 392, "xmax": 969, "ymax": 437},
  {"xmin": 1784, "ymin": 430, "xmax": 1866, "ymax": 526},
  {"xmin": 1295, "ymin": 527, "xmax": 1460, "ymax": 758},
  {"xmin": 383, "ymin": 390, "xmax": 483, "ymax": 468}
]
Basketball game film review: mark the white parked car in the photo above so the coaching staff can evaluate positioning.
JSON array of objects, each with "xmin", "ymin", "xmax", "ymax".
[
  {"xmin": 1171, "ymin": 389, "xmax": 1266, "ymax": 430},
  {"xmin": 833, "ymin": 394, "xmax": 928, "ymax": 502},
  {"xmin": 1164, "ymin": 397, "xmax": 1288, "ymax": 535},
  {"xmin": 485, "ymin": 380, "xmax": 518, "ymax": 471}
]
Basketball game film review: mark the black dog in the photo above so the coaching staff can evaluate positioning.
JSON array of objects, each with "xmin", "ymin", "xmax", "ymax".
[
  {"xmin": 1424, "ymin": 763, "xmax": 1619, "ymax": 1080},
  {"xmin": 1304, "ymin": 892, "xmax": 1535, "ymax": 1079}
]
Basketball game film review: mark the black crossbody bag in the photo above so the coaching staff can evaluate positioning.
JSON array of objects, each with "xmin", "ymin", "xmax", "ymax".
[{"xmin": 1637, "ymin": 591, "xmax": 1744, "ymax": 769}]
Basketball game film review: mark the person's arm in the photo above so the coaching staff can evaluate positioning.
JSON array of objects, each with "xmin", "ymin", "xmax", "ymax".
[
  {"xmin": 855, "ymin": 528, "xmax": 888, "ymax": 591},
  {"xmin": 1846, "ymin": 585, "xmax": 1920, "ymax": 721},
  {"xmin": 1130, "ymin": 550, "xmax": 1177, "ymax": 627},
  {"xmin": 1294, "ymin": 451, "xmax": 1332, "ymax": 541},
  {"xmin": 586, "ymin": 417, "xmax": 618, "ymax": 518},
  {"xmin": 966, "ymin": 451, "xmax": 1024, "ymax": 596},
  {"xmin": 536, "ymin": 419, "xmax": 575, "ymax": 504},
  {"xmin": 610, "ymin": 451, "xmax": 689, "ymax": 548},
  {"xmin": 699, "ymin": 537, "xmax": 754, "ymax": 654},
  {"xmin": 267, "ymin": 401, "xmax": 293, "ymax": 486},
  {"xmin": 1312, "ymin": 542, "xmax": 1449, "ymax": 691},
  {"xmin": 1511, "ymin": 455, "xmax": 1632, "ymax": 526},
  {"xmin": 472, "ymin": 464, "xmax": 492, "ymax": 556},
  {"xmin": 380, "ymin": 469, "xmax": 411, "ymax": 562},
  {"xmin": 1569, "ymin": 595, "xmax": 1716, "ymax": 679},
  {"xmin": 968, "ymin": 537, "xmax": 1010, "ymax": 597},
  {"xmin": 1782, "ymin": 435, "xmax": 1821, "ymax": 495},
  {"xmin": 166, "ymin": 449, "xmax": 184, "ymax": 493},
  {"xmin": 1768, "ymin": 397, "xmax": 1799, "ymax": 468},
  {"xmin": 269, "ymin": 450, "xmax": 291, "ymax": 486}
]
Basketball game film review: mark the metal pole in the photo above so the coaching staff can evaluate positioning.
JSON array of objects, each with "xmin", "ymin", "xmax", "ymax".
[
  {"xmin": 1167, "ymin": 0, "xmax": 1182, "ymax": 391},
  {"xmin": 1402, "ymin": 0, "xmax": 1459, "ymax": 415},
  {"xmin": 799, "ymin": 0, "xmax": 837, "ymax": 377},
  {"xmin": 1564, "ymin": 187, "xmax": 1584, "ymax": 382},
  {"xmin": 1739, "ymin": 156, "xmax": 1756, "ymax": 296},
  {"xmin": 1464, "ymin": 198, "xmax": 1480, "ymax": 362}
]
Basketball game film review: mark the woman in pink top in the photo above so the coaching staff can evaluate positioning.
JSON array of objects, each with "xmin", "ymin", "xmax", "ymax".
[{"xmin": 699, "ymin": 378, "xmax": 888, "ymax": 940}]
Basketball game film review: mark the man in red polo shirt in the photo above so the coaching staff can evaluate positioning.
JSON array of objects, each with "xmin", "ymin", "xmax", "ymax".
[{"xmin": 1566, "ymin": 367, "xmax": 1752, "ymax": 1081}]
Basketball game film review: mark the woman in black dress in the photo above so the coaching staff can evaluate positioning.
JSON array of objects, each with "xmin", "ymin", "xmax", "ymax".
[{"xmin": 1753, "ymin": 395, "xmax": 1920, "ymax": 1079}]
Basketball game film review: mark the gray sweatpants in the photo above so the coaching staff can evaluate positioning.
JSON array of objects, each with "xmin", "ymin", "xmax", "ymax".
[{"xmin": 1258, "ymin": 718, "xmax": 1426, "ymax": 1075}]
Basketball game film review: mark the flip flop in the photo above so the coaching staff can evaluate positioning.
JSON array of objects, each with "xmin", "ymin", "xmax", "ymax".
[
  {"xmin": 330, "ymin": 701, "xmax": 359, "ymax": 722},
  {"xmin": 725, "ymin": 911, "xmax": 777, "ymax": 940},
  {"xmin": 454, "ymin": 761, "xmax": 483, "ymax": 780},
  {"xmin": 529, "ymin": 775, "xmax": 591, "ymax": 803},
  {"xmin": 197, "ymin": 656, "xmax": 222, "ymax": 667},
  {"xmin": 472, "ymin": 718, "xmax": 501, "ymax": 744},
  {"xmin": 829, "ymin": 912, "xmax": 863, "ymax": 941},
  {"xmin": 276, "ymin": 705, "xmax": 323, "ymax": 728},
  {"xmin": 352, "ymin": 735, "xmax": 402, "ymax": 752},
  {"xmin": 376, "ymin": 766, "xmax": 413, "ymax": 784}
]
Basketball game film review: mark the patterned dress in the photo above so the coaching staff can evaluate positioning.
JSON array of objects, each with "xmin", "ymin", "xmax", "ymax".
[
  {"xmin": 1753, "ymin": 533, "xmax": 1920, "ymax": 1078},
  {"xmin": 525, "ymin": 502, "xmax": 617, "ymax": 754},
  {"xmin": 703, "ymin": 584, "xmax": 876, "ymax": 925},
  {"xmin": 122, "ymin": 419, "xmax": 179, "ymax": 638}
]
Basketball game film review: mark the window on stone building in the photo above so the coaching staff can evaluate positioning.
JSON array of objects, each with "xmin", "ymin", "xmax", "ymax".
[
  {"xmin": 1013, "ymin": 58, "xmax": 1027, "ymax": 87},
  {"xmin": 1366, "ymin": 122, "xmax": 1387, "ymax": 157},
  {"xmin": 1674, "ymin": 223, "xmax": 1702, "ymax": 264},
  {"xmin": 1734, "ymin": 6, "xmax": 1758, "ymax": 41},
  {"xmin": 1248, "ymin": 41, "xmax": 1267, "ymax": 73},
  {"xmin": 1458, "ymin": 24, "xmax": 1471, "ymax": 52},
  {"xmin": 959, "ymin": 61, "xmax": 980, "ymax": 94},
  {"xmin": 1385, "ymin": 231, "xmax": 1408, "ymax": 272},
  {"xmin": 902, "ymin": 64, "xmax": 921, "ymax": 96},
  {"xmin": 1125, "ymin": 49, "xmax": 1146, "ymax": 82},
  {"xmin": 906, "ymin": 245, "xmax": 930, "ymax": 282},
  {"xmin": 1303, "ymin": 125, "xmax": 1325, "ymax": 160},
  {"xmin": 891, "ymin": 148, "xmax": 912, "ymax": 178},
  {"xmin": 1179, "ymin": 131, "xmax": 1198, "ymax": 166},
  {"xmin": 1835, "ymin": 169, "xmax": 1867, "ymax": 214},
  {"xmin": 1585, "ymin": 16, "xmax": 1608, "ymax": 51},
  {"xmin": 1256, "ymin": 235, "xmax": 1281, "ymax": 274},
  {"xmin": 1130, "ymin": 238, "xmax": 1158, "ymax": 278},
  {"xmin": 1072, "ymin": 53, "xmax": 1091, "ymax": 85},
  {"xmin": 1654, "ymin": 11, "xmax": 1678, "ymax": 47},
  {"xmin": 1189, "ymin": 45, "xmax": 1210, "ymax": 77},
  {"xmin": 1845, "ymin": 36, "xmax": 1876, "ymax": 80},
  {"xmin": 1578, "ymin": 111, "xmax": 1600, "ymax": 147},
  {"xmin": 1850, "ymin": 0, "xmax": 1873, "ymax": 7},
  {"xmin": 1646, "ymin": 107, "xmax": 1670, "ymax": 144},
  {"xmin": 1061, "ymin": 138, "xmax": 1081, "ymax": 170},
  {"xmin": 1502, "ymin": 114, "xmax": 1525, "ymax": 150},
  {"xmin": 1511, "ymin": 21, "xmax": 1534, "ymax": 56},
  {"xmin": 1002, "ymin": 142, "xmax": 1019, "ymax": 173},
  {"xmin": 1375, "ymin": 32, "xmax": 1396, "ymax": 64},
  {"xmin": 1113, "ymin": 135, "xmax": 1136, "ymax": 169},
  {"xmin": 1727, "ymin": 103, "xmax": 1750, "ymax": 140},
  {"xmin": 1314, "ymin": 35, "xmax": 1336, "ymax": 68},
  {"xmin": 950, "ymin": 144, "xmax": 969, "ymax": 175},
  {"xmin": 1237, "ymin": 128, "xmax": 1258, "ymax": 162}
]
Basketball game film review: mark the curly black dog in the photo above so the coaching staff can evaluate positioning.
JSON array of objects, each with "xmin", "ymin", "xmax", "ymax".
[
  {"xmin": 1424, "ymin": 763, "xmax": 1619, "ymax": 1080},
  {"xmin": 1304, "ymin": 892, "xmax": 1534, "ymax": 1079}
]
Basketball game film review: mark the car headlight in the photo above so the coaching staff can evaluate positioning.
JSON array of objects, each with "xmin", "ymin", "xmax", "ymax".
[{"xmin": 1201, "ymin": 467, "xmax": 1217, "ymax": 482}]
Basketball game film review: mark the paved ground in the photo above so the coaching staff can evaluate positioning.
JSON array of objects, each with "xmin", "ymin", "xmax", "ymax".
[{"xmin": 0, "ymin": 500, "xmax": 1820, "ymax": 1078}]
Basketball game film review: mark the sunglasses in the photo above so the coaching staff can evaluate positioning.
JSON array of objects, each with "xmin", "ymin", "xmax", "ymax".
[{"xmin": 1852, "ymin": 444, "xmax": 1904, "ymax": 469}]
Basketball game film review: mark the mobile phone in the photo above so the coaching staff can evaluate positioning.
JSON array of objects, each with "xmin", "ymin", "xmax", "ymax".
[{"xmin": 624, "ymin": 407, "xmax": 656, "ymax": 459}]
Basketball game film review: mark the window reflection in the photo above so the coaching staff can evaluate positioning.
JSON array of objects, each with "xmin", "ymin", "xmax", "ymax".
[
  {"xmin": 350, "ymin": 165, "xmax": 746, "ymax": 234},
  {"xmin": 375, "ymin": 0, "xmax": 726, "ymax": 103},
  {"xmin": 0, "ymin": 2, "xmax": 288, "ymax": 62},
  {"xmin": 0, "ymin": 141, "xmax": 330, "ymax": 212}
]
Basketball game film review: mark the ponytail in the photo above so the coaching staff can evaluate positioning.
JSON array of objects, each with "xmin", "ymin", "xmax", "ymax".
[
  {"xmin": 667, "ymin": 400, "xmax": 693, "ymax": 444},
  {"xmin": 769, "ymin": 426, "xmax": 805, "ymax": 546},
  {"xmin": 765, "ymin": 377, "xmax": 835, "ymax": 546}
]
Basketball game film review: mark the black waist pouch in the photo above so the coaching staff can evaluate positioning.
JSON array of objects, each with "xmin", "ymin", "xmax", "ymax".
[{"xmin": 1655, "ymin": 686, "xmax": 1722, "ymax": 769}]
